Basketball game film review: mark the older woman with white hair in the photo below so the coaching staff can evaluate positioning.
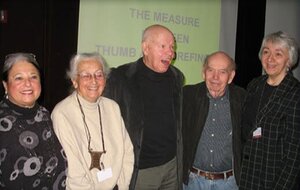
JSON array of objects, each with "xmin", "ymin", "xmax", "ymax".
[
  {"xmin": 51, "ymin": 52, "xmax": 134, "ymax": 190},
  {"xmin": 240, "ymin": 31, "xmax": 300, "ymax": 190}
]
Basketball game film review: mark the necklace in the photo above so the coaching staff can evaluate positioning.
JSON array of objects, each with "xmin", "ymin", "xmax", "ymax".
[
  {"xmin": 255, "ymin": 80, "xmax": 267, "ymax": 125},
  {"xmin": 76, "ymin": 93, "xmax": 106, "ymax": 170},
  {"xmin": 255, "ymin": 80, "xmax": 276, "ymax": 125}
]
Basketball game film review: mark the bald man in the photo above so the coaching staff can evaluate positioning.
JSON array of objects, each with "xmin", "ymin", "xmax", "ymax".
[{"xmin": 104, "ymin": 24, "xmax": 184, "ymax": 190}]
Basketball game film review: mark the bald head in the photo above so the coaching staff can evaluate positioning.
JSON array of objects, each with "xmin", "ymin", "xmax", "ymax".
[
  {"xmin": 203, "ymin": 51, "xmax": 236, "ymax": 71},
  {"xmin": 142, "ymin": 24, "xmax": 174, "ymax": 43}
]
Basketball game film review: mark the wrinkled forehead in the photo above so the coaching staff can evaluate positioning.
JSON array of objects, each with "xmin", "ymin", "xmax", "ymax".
[
  {"xmin": 77, "ymin": 58, "xmax": 102, "ymax": 70},
  {"xmin": 207, "ymin": 53, "xmax": 233, "ymax": 69}
]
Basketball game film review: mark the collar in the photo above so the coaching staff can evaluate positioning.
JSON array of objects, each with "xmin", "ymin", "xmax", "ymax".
[{"xmin": 206, "ymin": 86, "xmax": 230, "ymax": 101}]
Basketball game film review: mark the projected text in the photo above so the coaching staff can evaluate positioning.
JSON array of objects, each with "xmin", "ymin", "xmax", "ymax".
[
  {"xmin": 129, "ymin": 8, "xmax": 200, "ymax": 28},
  {"xmin": 96, "ymin": 45, "xmax": 136, "ymax": 57}
]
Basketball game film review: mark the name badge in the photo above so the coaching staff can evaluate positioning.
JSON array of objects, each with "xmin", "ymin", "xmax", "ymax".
[
  {"xmin": 253, "ymin": 127, "xmax": 262, "ymax": 139},
  {"xmin": 97, "ymin": 167, "xmax": 113, "ymax": 182}
]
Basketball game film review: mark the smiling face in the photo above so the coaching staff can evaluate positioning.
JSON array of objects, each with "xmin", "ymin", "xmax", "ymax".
[
  {"xmin": 3, "ymin": 60, "xmax": 41, "ymax": 108},
  {"xmin": 261, "ymin": 41, "xmax": 290, "ymax": 85},
  {"xmin": 142, "ymin": 27, "xmax": 175, "ymax": 73},
  {"xmin": 72, "ymin": 59, "xmax": 106, "ymax": 102},
  {"xmin": 203, "ymin": 52, "xmax": 235, "ymax": 98}
]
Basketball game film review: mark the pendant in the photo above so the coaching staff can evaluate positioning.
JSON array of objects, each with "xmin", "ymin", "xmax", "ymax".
[{"xmin": 89, "ymin": 150, "xmax": 104, "ymax": 170}]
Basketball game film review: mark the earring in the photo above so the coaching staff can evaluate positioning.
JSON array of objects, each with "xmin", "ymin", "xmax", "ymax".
[{"xmin": 5, "ymin": 91, "xmax": 8, "ymax": 99}]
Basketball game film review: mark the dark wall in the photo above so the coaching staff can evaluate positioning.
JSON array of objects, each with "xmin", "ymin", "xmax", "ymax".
[
  {"xmin": 0, "ymin": 0, "xmax": 79, "ymax": 111},
  {"xmin": 234, "ymin": 0, "xmax": 266, "ymax": 88}
]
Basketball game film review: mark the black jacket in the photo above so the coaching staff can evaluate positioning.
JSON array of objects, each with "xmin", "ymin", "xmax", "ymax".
[
  {"xmin": 240, "ymin": 73, "xmax": 300, "ymax": 190},
  {"xmin": 182, "ymin": 82, "xmax": 246, "ymax": 185},
  {"xmin": 104, "ymin": 58, "xmax": 184, "ymax": 190}
]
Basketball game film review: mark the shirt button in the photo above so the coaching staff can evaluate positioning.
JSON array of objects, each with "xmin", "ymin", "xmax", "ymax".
[
  {"xmin": 210, "ymin": 150, "xmax": 213, "ymax": 153},
  {"xmin": 211, "ymin": 134, "xmax": 214, "ymax": 137}
]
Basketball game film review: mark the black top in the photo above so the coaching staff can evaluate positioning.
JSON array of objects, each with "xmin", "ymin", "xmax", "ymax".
[
  {"xmin": 242, "ymin": 81, "xmax": 276, "ymax": 138},
  {"xmin": 0, "ymin": 98, "xmax": 67, "ymax": 190},
  {"xmin": 137, "ymin": 61, "xmax": 176, "ymax": 169}
]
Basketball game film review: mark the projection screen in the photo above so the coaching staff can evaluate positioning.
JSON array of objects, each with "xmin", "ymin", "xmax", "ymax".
[{"xmin": 77, "ymin": 0, "xmax": 236, "ymax": 84}]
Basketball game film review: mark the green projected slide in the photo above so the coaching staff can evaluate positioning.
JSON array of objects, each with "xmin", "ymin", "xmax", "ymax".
[{"xmin": 78, "ymin": 0, "xmax": 221, "ymax": 84}]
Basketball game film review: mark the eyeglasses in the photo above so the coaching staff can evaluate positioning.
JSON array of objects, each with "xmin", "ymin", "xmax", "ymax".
[{"xmin": 77, "ymin": 71, "xmax": 105, "ymax": 81}]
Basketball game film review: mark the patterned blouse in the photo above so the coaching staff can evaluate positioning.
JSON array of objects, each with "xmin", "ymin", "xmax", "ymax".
[{"xmin": 0, "ymin": 98, "xmax": 67, "ymax": 190}]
